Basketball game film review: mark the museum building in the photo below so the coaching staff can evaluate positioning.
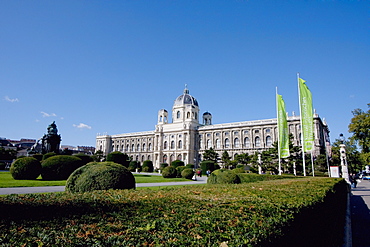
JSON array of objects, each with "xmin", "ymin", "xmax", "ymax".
[{"xmin": 96, "ymin": 87, "xmax": 330, "ymax": 168}]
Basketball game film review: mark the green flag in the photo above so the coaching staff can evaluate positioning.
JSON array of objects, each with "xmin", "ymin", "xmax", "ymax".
[
  {"xmin": 277, "ymin": 94, "xmax": 290, "ymax": 158},
  {"xmin": 299, "ymin": 78, "xmax": 314, "ymax": 152}
]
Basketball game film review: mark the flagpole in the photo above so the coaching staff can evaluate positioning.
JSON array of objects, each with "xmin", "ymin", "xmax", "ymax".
[
  {"xmin": 276, "ymin": 87, "xmax": 282, "ymax": 175},
  {"xmin": 311, "ymin": 150, "xmax": 315, "ymax": 177},
  {"xmin": 297, "ymin": 72, "xmax": 306, "ymax": 176}
]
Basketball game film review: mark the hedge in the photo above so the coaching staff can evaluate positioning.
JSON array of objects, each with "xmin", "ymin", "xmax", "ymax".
[
  {"xmin": 41, "ymin": 155, "xmax": 83, "ymax": 180},
  {"xmin": 0, "ymin": 178, "xmax": 347, "ymax": 247},
  {"xmin": 9, "ymin": 157, "xmax": 42, "ymax": 180}
]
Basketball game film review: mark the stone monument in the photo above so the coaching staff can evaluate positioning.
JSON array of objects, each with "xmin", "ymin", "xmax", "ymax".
[{"xmin": 41, "ymin": 121, "xmax": 62, "ymax": 154}]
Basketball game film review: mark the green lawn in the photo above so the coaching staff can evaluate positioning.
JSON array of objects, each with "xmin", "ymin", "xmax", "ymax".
[{"xmin": 0, "ymin": 172, "xmax": 189, "ymax": 188}]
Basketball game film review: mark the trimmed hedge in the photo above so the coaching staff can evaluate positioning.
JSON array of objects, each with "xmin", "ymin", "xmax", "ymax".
[
  {"xmin": 106, "ymin": 151, "xmax": 130, "ymax": 167},
  {"xmin": 41, "ymin": 155, "xmax": 83, "ymax": 180},
  {"xmin": 162, "ymin": 166, "xmax": 177, "ymax": 178},
  {"xmin": 0, "ymin": 178, "xmax": 347, "ymax": 246},
  {"xmin": 171, "ymin": 160, "xmax": 185, "ymax": 168},
  {"xmin": 207, "ymin": 169, "xmax": 241, "ymax": 184},
  {"xmin": 73, "ymin": 153, "xmax": 93, "ymax": 166},
  {"xmin": 181, "ymin": 168, "xmax": 194, "ymax": 179},
  {"xmin": 66, "ymin": 162, "xmax": 135, "ymax": 193},
  {"xmin": 200, "ymin": 160, "xmax": 215, "ymax": 175},
  {"xmin": 142, "ymin": 160, "xmax": 154, "ymax": 172},
  {"xmin": 10, "ymin": 157, "xmax": 42, "ymax": 180}
]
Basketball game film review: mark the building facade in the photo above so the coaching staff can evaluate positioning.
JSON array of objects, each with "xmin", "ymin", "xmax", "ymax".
[{"xmin": 96, "ymin": 87, "xmax": 330, "ymax": 168}]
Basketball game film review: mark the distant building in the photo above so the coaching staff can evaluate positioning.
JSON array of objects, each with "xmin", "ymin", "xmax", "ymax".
[{"xmin": 96, "ymin": 86, "xmax": 330, "ymax": 169}]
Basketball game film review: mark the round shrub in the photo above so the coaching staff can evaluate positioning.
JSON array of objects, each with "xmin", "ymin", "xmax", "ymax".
[
  {"xmin": 171, "ymin": 160, "xmax": 185, "ymax": 168},
  {"xmin": 162, "ymin": 166, "xmax": 177, "ymax": 178},
  {"xmin": 106, "ymin": 151, "xmax": 130, "ymax": 167},
  {"xmin": 181, "ymin": 168, "xmax": 195, "ymax": 179},
  {"xmin": 176, "ymin": 166, "xmax": 186, "ymax": 178},
  {"xmin": 41, "ymin": 155, "xmax": 83, "ymax": 180},
  {"xmin": 142, "ymin": 160, "xmax": 154, "ymax": 172},
  {"xmin": 42, "ymin": 152, "xmax": 57, "ymax": 161},
  {"xmin": 185, "ymin": 164, "xmax": 195, "ymax": 169},
  {"xmin": 73, "ymin": 153, "xmax": 93, "ymax": 166},
  {"xmin": 231, "ymin": 167, "xmax": 245, "ymax": 174},
  {"xmin": 207, "ymin": 169, "xmax": 241, "ymax": 184},
  {"xmin": 160, "ymin": 163, "xmax": 169, "ymax": 169},
  {"xmin": 66, "ymin": 162, "xmax": 135, "ymax": 193},
  {"xmin": 10, "ymin": 157, "xmax": 42, "ymax": 180}
]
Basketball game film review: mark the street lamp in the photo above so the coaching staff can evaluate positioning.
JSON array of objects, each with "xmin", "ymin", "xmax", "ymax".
[{"xmin": 339, "ymin": 134, "xmax": 350, "ymax": 184}]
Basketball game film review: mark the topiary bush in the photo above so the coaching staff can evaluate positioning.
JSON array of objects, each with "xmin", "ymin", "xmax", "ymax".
[
  {"xmin": 181, "ymin": 168, "xmax": 195, "ymax": 179},
  {"xmin": 73, "ymin": 153, "xmax": 93, "ymax": 165},
  {"xmin": 10, "ymin": 157, "xmax": 42, "ymax": 180},
  {"xmin": 128, "ymin": 161, "xmax": 141, "ymax": 172},
  {"xmin": 176, "ymin": 166, "xmax": 186, "ymax": 178},
  {"xmin": 207, "ymin": 169, "xmax": 241, "ymax": 184},
  {"xmin": 41, "ymin": 155, "xmax": 83, "ymax": 180},
  {"xmin": 65, "ymin": 162, "xmax": 135, "ymax": 193},
  {"xmin": 185, "ymin": 164, "xmax": 195, "ymax": 169},
  {"xmin": 162, "ymin": 166, "xmax": 177, "ymax": 178},
  {"xmin": 42, "ymin": 152, "xmax": 57, "ymax": 161},
  {"xmin": 200, "ymin": 160, "xmax": 215, "ymax": 175},
  {"xmin": 160, "ymin": 163, "xmax": 168, "ymax": 169},
  {"xmin": 171, "ymin": 160, "xmax": 185, "ymax": 168},
  {"xmin": 142, "ymin": 160, "xmax": 154, "ymax": 172},
  {"xmin": 106, "ymin": 151, "xmax": 130, "ymax": 167}
]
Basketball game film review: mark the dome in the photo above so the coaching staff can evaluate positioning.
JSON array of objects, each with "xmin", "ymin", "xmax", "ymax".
[
  {"xmin": 203, "ymin": 111, "xmax": 212, "ymax": 116},
  {"xmin": 173, "ymin": 86, "xmax": 199, "ymax": 107}
]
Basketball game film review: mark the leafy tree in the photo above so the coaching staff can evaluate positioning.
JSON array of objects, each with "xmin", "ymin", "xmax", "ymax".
[
  {"xmin": 234, "ymin": 153, "xmax": 251, "ymax": 166},
  {"xmin": 348, "ymin": 103, "xmax": 370, "ymax": 153},
  {"xmin": 202, "ymin": 147, "xmax": 219, "ymax": 163},
  {"xmin": 94, "ymin": 150, "xmax": 105, "ymax": 162}
]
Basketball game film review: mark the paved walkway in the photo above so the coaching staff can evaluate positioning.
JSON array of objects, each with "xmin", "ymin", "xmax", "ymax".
[
  {"xmin": 350, "ymin": 179, "xmax": 370, "ymax": 247},
  {"xmin": 0, "ymin": 174, "xmax": 208, "ymax": 195}
]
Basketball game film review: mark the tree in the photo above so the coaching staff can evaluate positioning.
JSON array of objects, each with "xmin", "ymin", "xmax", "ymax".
[
  {"xmin": 234, "ymin": 153, "xmax": 251, "ymax": 166},
  {"xmin": 106, "ymin": 151, "xmax": 130, "ymax": 167},
  {"xmin": 221, "ymin": 150, "xmax": 231, "ymax": 168},
  {"xmin": 203, "ymin": 147, "xmax": 219, "ymax": 163},
  {"xmin": 349, "ymin": 103, "xmax": 370, "ymax": 153}
]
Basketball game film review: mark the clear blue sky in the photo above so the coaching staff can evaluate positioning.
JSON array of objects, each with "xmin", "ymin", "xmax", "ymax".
[{"xmin": 1, "ymin": 0, "xmax": 369, "ymax": 147}]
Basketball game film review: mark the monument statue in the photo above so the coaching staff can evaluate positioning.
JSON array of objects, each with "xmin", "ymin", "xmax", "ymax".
[{"xmin": 41, "ymin": 121, "xmax": 62, "ymax": 154}]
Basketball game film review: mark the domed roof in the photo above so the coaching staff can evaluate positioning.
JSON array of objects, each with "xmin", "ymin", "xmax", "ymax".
[
  {"xmin": 203, "ymin": 111, "xmax": 212, "ymax": 116},
  {"xmin": 173, "ymin": 86, "xmax": 199, "ymax": 107}
]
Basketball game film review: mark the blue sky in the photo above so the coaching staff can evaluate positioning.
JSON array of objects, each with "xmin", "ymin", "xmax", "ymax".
[{"xmin": 1, "ymin": 0, "xmax": 369, "ymax": 147}]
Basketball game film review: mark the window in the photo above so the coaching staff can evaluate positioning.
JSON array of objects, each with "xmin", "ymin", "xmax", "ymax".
[
  {"xmin": 171, "ymin": 141, "xmax": 175, "ymax": 149},
  {"xmin": 255, "ymin": 137, "xmax": 261, "ymax": 147},
  {"xmin": 225, "ymin": 138, "xmax": 230, "ymax": 148},
  {"xmin": 137, "ymin": 144, "xmax": 140, "ymax": 152},
  {"xmin": 216, "ymin": 139, "xmax": 220, "ymax": 149},
  {"xmin": 178, "ymin": 140, "xmax": 182, "ymax": 149},
  {"xmin": 177, "ymin": 154, "xmax": 182, "ymax": 160},
  {"xmin": 195, "ymin": 112, "xmax": 197, "ymax": 119},
  {"xmin": 255, "ymin": 130, "xmax": 259, "ymax": 133},
  {"xmin": 164, "ymin": 141, "xmax": 168, "ymax": 149},
  {"xmin": 207, "ymin": 139, "xmax": 211, "ymax": 149},
  {"xmin": 177, "ymin": 111, "xmax": 180, "ymax": 118},
  {"xmin": 266, "ymin": 128, "xmax": 271, "ymax": 133},
  {"xmin": 163, "ymin": 154, "xmax": 167, "ymax": 163},
  {"xmin": 142, "ymin": 143, "xmax": 146, "ymax": 151},
  {"xmin": 234, "ymin": 138, "xmax": 240, "ymax": 148},
  {"xmin": 126, "ymin": 144, "xmax": 129, "ymax": 152},
  {"xmin": 121, "ymin": 145, "xmax": 124, "ymax": 151},
  {"xmin": 266, "ymin": 136, "xmax": 272, "ymax": 147},
  {"xmin": 244, "ymin": 137, "xmax": 250, "ymax": 148},
  {"xmin": 132, "ymin": 144, "xmax": 135, "ymax": 152},
  {"xmin": 187, "ymin": 112, "xmax": 190, "ymax": 118},
  {"xmin": 148, "ymin": 143, "xmax": 152, "ymax": 151}
]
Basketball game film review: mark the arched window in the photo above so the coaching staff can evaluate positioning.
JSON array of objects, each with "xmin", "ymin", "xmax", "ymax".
[
  {"xmin": 170, "ymin": 154, "xmax": 175, "ymax": 163},
  {"xmin": 142, "ymin": 143, "xmax": 146, "ymax": 151},
  {"xmin": 163, "ymin": 154, "xmax": 167, "ymax": 163},
  {"xmin": 112, "ymin": 145, "xmax": 115, "ymax": 151},
  {"xmin": 100, "ymin": 145, "xmax": 102, "ymax": 151},
  {"xmin": 164, "ymin": 141, "xmax": 168, "ymax": 149},
  {"xmin": 137, "ymin": 144, "xmax": 140, "ymax": 152},
  {"xmin": 126, "ymin": 144, "xmax": 129, "ymax": 152},
  {"xmin": 121, "ymin": 145, "xmax": 124, "ymax": 152},
  {"xmin": 187, "ymin": 112, "xmax": 190, "ymax": 118},
  {"xmin": 244, "ymin": 137, "xmax": 250, "ymax": 148},
  {"xmin": 178, "ymin": 140, "xmax": 182, "ymax": 149},
  {"xmin": 148, "ymin": 143, "xmax": 152, "ymax": 151},
  {"xmin": 225, "ymin": 138, "xmax": 230, "ymax": 148},
  {"xmin": 234, "ymin": 138, "xmax": 240, "ymax": 148},
  {"xmin": 207, "ymin": 139, "xmax": 211, "ymax": 149},
  {"xmin": 116, "ymin": 145, "xmax": 119, "ymax": 151},
  {"xmin": 216, "ymin": 139, "xmax": 220, "ymax": 149},
  {"xmin": 177, "ymin": 154, "xmax": 182, "ymax": 160},
  {"xmin": 141, "ymin": 155, "xmax": 145, "ymax": 162},
  {"xmin": 255, "ymin": 137, "xmax": 261, "ymax": 147},
  {"xmin": 171, "ymin": 141, "xmax": 175, "ymax": 149},
  {"xmin": 131, "ymin": 144, "xmax": 135, "ymax": 152},
  {"xmin": 177, "ymin": 111, "xmax": 180, "ymax": 119},
  {"xmin": 266, "ymin": 136, "xmax": 272, "ymax": 147},
  {"xmin": 148, "ymin": 155, "xmax": 151, "ymax": 160},
  {"xmin": 195, "ymin": 112, "xmax": 197, "ymax": 119}
]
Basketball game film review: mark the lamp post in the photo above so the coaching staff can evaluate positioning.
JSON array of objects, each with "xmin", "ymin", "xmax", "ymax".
[{"xmin": 339, "ymin": 134, "xmax": 350, "ymax": 184}]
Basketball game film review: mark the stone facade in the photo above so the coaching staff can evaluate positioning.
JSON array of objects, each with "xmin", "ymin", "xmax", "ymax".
[{"xmin": 96, "ymin": 87, "xmax": 330, "ymax": 168}]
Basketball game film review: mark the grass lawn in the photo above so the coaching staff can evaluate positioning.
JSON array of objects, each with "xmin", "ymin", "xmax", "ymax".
[{"xmin": 0, "ymin": 172, "xmax": 189, "ymax": 188}]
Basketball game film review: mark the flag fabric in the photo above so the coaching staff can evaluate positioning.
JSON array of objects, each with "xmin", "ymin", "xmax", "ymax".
[
  {"xmin": 277, "ymin": 94, "xmax": 290, "ymax": 158},
  {"xmin": 298, "ymin": 78, "xmax": 314, "ymax": 152}
]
